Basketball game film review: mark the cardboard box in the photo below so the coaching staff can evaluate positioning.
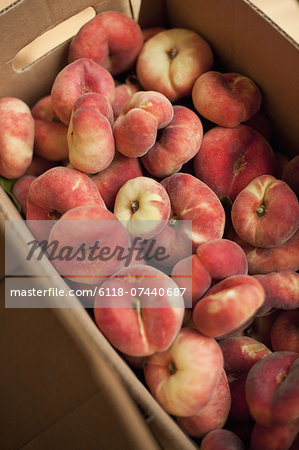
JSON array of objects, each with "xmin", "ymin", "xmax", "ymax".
[{"xmin": 1, "ymin": 0, "xmax": 298, "ymax": 449}]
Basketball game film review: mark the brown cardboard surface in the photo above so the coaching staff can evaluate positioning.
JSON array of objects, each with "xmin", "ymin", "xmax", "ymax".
[
  {"xmin": 0, "ymin": 288, "xmax": 97, "ymax": 449},
  {"xmin": 135, "ymin": 0, "xmax": 167, "ymax": 28},
  {"xmin": 0, "ymin": 183, "xmax": 22, "ymax": 279},
  {"xmin": 21, "ymin": 391, "xmax": 157, "ymax": 450},
  {"xmin": 1, "ymin": 0, "xmax": 299, "ymax": 449},
  {"xmin": 0, "ymin": 278, "xmax": 160, "ymax": 450}
]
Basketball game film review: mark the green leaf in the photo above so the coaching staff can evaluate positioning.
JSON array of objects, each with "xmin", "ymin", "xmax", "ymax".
[{"xmin": 0, "ymin": 176, "xmax": 22, "ymax": 213}]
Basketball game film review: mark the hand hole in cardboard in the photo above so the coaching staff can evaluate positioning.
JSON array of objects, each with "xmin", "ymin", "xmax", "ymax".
[{"xmin": 12, "ymin": 6, "xmax": 96, "ymax": 72}]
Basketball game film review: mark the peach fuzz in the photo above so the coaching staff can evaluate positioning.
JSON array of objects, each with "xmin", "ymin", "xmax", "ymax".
[
  {"xmin": 91, "ymin": 151, "xmax": 142, "ymax": 211},
  {"xmin": 172, "ymin": 238, "xmax": 248, "ymax": 306},
  {"xmin": 192, "ymin": 71, "xmax": 262, "ymax": 128},
  {"xmin": 32, "ymin": 90, "xmax": 69, "ymax": 163},
  {"xmin": 12, "ymin": 175, "xmax": 36, "ymax": 215},
  {"xmin": 113, "ymin": 176, "xmax": 171, "ymax": 239},
  {"xmin": 219, "ymin": 336, "xmax": 271, "ymax": 378},
  {"xmin": 176, "ymin": 369, "xmax": 231, "ymax": 438},
  {"xmin": 51, "ymin": 58, "xmax": 115, "ymax": 125},
  {"xmin": 0, "ymin": 97, "xmax": 34, "ymax": 179},
  {"xmin": 94, "ymin": 264, "xmax": 184, "ymax": 356},
  {"xmin": 201, "ymin": 429, "xmax": 245, "ymax": 450},
  {"xmin": 112, "ymin": 77, "xmax": 140, "ymax": 120},
  {"xmin": 171, "ymin": 254, "xmax": 211, "ymax": 307},
  {"xmin": 161, "ymin": 173, "xmax": 225, "ymax": 249},
  {"xmin": 48, "ymin": 205, "xmax": 130, "ymax": 285},
  {"xmin": 24, "ymin": 154, "xmax": 56, "ymax": 177},
  {"xmin": 271, "ymin": 310, "xmax": 299, "ymax": 354},
  {"xmin": 250, "ymin": 419, "xmax": 299, "ymax": 450},
  {"xmin": 31, "ymin": 95, "xmax": 58, "ymax": 121},
  {"xmin": 71, "ymin": 92, "xmax": 114, "ymax": 126},
  {"xmin": 245, "ymin": 351, "xmax": 299, "ymax": 426},
  {"xmin": 219, "ymin": 336, "xmax": 271, "ymax": 422},
  {"xmin": 193, "ymin": 275, "xmax": 265, "ymax": 339},
  {"xmin": 138, "ymin": 216, "xmax": 193, "ymax": 270},
  {"xmin": 231, "ymin": 175, "xmax": 299, "ymax": 248},
  {"xmin": 26, "ymin": 166, "xmax": 105, "ymax": 240},
  {"xmin": 193, "ymin": 125, "xmax": 276, "ymax": 200},
  {"xmin": 144, "ymin": 327, "xmax": 223, "ymax": 417},
  {"xmin": 141, "ymin": 105, "xmax": 203, "ymax": 178},
  {"xmin": 230, "ymin": 228, "xmax": 299, "ymax": 275},
  {"xmin": 113, "ymin": 90, "xmax": 173, "ymax": 158},
  {"xmin": 27, "ymin": 166, "xmax": 105, "ymax": 220},
  {"xmin": 136, "ymin": 28, "xmax": 213, "ymax": 102},
  {"xmin": 196, "ymin": 238, "xmax": 248, "ymax": 281},
  {"xmin": 34, "ymin": 119, "xmax": 69, "ymax": 161},
  {"xmin": 67, "ymin": 93, "xmax": 115, "ymax": 174},
  {"xmin": 254, "ymin": 271, "xmax": 299, "ymax": 316},
  {"xmin": 68, "ymin": 11, "xmax": 143, "ymax": 75},
  {"xmin": 282, "ymin": 155, "xmax": 299, "ymax": 197}
]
